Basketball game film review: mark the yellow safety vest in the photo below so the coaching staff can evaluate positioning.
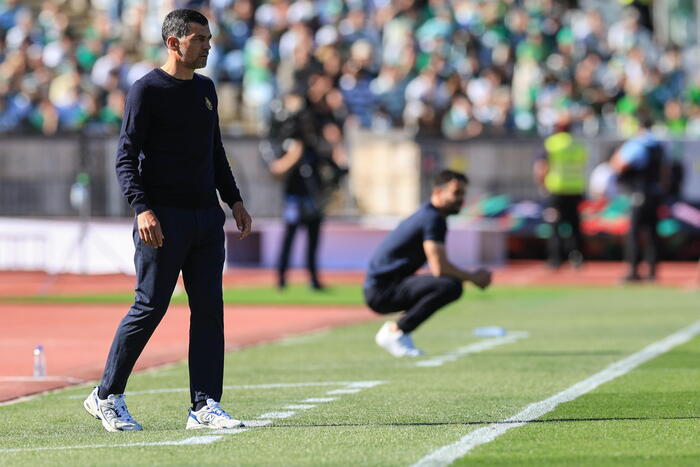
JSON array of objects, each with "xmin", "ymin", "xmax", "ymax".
[{"xmin": 543, "ymin": 132, "xmax": 587, "ymax": 195}]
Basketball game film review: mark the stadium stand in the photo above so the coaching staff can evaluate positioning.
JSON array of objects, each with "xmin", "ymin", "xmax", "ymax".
[{"xmin": 1, "ymin": 0, "xmax": 699, "ymax": 138}]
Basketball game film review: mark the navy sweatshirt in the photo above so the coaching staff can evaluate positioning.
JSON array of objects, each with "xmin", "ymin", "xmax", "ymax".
[
  {"xmin": 365, "ymin": 202, "xmax": 447, "ymax": 288},
  {"xmin": 115, "ymin": 68, "xmax": 242, "ymax": 214}
]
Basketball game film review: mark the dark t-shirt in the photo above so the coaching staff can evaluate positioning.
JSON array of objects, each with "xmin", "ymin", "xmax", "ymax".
[
  {"xmin": 284, "ymin": 150, "xmax": 321, "ymax": 196},
  {"xmin": 365, "ymin": 202, "xmax": 447, "ymax": 288},
  {"xmin": 116, "ymin": 68, "xmax": 242, "ymax": 214},
  {"xmin": 268, "ymin": 104, "xmax": 322, "ymax": 197}
]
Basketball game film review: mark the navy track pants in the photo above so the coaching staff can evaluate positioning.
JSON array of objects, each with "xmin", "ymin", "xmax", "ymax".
[
  {"xmin": 100, "ymin": 205, "xmax": 226, "ymax": 404},
  {"xmin": 363, "ymin": 274, "xmax": 463, "ymax": 334}
]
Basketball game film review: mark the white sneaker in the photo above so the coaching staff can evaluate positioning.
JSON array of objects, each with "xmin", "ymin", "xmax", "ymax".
[
  {"xmin": 186, "ymin": 399, "xmax": 245, "ymax": 429},
  {"xmin": 375, "ymin": 322, "xmax": 424, "ymax": 357},
  {"xmin": 83, "ymin": 386, "xmax": 143, "ymax": 432}
]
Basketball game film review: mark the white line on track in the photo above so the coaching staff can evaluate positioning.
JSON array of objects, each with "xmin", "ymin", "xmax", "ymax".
[
  {"xmin": 415, "ymin": 332, "xmax": 529, "ymax": 368},
  {"xmin": 0, "ymin": 376, "xmax": 85, "ymax": 383},
  {"xmin": 411, "ymin": 320, "xmax": 700, "ymax": 467}
]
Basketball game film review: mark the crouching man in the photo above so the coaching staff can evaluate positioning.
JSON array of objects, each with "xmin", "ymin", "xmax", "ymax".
[{"xmin": 364, "ymin": 170, "xmax": 492, "ymax": 357}]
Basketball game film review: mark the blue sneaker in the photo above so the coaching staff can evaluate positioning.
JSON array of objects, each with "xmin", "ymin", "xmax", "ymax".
[{"xmin": 186, "ymin": 399, "xmax": 244, "ymax": 430}]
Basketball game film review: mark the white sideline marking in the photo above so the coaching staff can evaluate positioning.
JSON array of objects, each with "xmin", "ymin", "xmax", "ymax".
[
  {"xmin": 0, "ymin": 436, "xmax": 223, "ymax": 453},
  {"xmin": 258, "ymin": 411, "xmax": 296, "ymax": 419},
  {"xmin": 214, "ymin": 428, "xmax": 250, "ymax": 435},
  {"xmin": 0, "ymin": 376, "xmax": 85, "ymax": 383},
  {"xmin": 411, "ymin": 321, "xmax": 700, "ymax": 467},
  {"xmin": 176, "ymin": 436, "xmax": 224, "ymax": 445},
  {"xmin": 326, "ymin": 388, "xmax": 362, "ymax": 395},
  {"xmin": 241, "ymin": 420, "xmax": 273, "ymax": 427},
  {"xmin": 302, "ymin": 397, "xmax": 337, "ymax": 403},
  {"xmin": 66, "ymin": 381, "xmax": 385, "ymax": 398},
  {"xmin": 5, "ymin": 380, "xmax": 386, "ymax": 453},
  {"xmin": 415, "ymin": 332, "xmax": 529, "ymax": 368},
  {"xmin": 346, "ymin": 381, "xmax": 384, "ymax": 388},
  {"xmin": 284, "ymin": 404, "xmax": 316, "ymax": 410}
]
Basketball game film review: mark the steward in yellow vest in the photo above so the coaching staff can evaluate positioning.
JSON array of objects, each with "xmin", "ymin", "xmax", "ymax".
[
  {"xmin": 533, "ymin": 121, "xmax": 588, "ymax": 269},
  {"xmin": 543, "ymin": 132, "xmax": 588, "ymax": 195}
]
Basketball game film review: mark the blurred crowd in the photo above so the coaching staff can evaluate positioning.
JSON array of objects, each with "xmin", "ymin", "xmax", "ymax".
[{"xmin": 2, "ymin": 0, "xmax": 700, "ymax": 139}]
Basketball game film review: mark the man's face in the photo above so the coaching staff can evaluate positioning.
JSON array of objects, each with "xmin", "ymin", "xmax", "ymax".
[
  {"xmin": 176, "ymin": 22, "xmax": 211, "ymax": 69},
  {"xmin": 434, "ymin": 179, "xmax": 466, "ymax": 216}
]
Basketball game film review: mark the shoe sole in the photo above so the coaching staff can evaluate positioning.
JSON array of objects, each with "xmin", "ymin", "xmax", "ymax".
[
  {"xmin": 186, "ymin": 421, "xmax": 245, "ymax": 430},
  {"xmin": 99, "ymin": 415, "xmax": 141, "ymax": 432},
  {"xmin": 376, "ymin": 341, "xmax": 425, "ymax": 358}
]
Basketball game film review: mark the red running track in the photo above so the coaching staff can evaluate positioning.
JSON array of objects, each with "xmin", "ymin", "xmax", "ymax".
[
  {"xmin": 1, "ymin": 261, "xmax": 697, "ymax": 403},
  {"xmin": 0, "ymin": 261, "xmax": 698, "ymax": 298},
  {"xmin": 0, "ymin": 303, "xmax": 376, "ymax": 403}
]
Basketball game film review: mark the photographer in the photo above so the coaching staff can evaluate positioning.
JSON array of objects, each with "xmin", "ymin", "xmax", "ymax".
[{"xmin": 262, "ymin": 87, "xmax": 347, "ymax": 290}]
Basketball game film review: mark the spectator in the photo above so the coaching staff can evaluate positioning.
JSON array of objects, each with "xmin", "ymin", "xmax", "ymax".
[
  {"xmin": 0, "ymin": 84, "xmax": 29, "ymax": 131},
  {"xmin": 242, "ymin": 24, "xmax": 274, "ymax": 129},
  {"xmin": 339, "ymin": 40, "xmax": 377, "ymax": 128},
  {"xmin": 265, "ymin": 89, "xmax": 340, "ymax": 290},
  {"xmin": 91, "ymin": 44, "xmax": 129, "ymax": 91},
  {"xmin": 0, "ymin": 0, "xmax": 697, "ymax": 141},
  {"xmin": 441, "ymin": 93, "xmax": 482, "ymax": 140},
  {"xmin": 28, "ymin": 95, "xmax": 59, "ymax": 136},
  {"xmin": 0, "ymin": 0, "xmax": 26, "ymax": 32}
]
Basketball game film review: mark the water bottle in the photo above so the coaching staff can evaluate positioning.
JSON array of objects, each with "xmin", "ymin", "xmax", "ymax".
[
  {"xmin": 473, "ymin": 326, "xmax": 507, "ymax": 337},
  {"xmin": 33, "ymin": 345, "xmax": 46, "ymax": 379}
]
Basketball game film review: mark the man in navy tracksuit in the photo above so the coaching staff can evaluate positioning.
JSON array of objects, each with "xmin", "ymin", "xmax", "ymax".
[
  {"xmin": 83, "ymin": 9, "xmax": 252, "ymax": 432},
  {"xmin": 364, "ymin": 170, "xmax": 492, "ymax": 357}
]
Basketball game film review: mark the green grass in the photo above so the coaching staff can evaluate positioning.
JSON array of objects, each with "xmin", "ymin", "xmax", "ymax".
[
  {"xmin": 1, "ymin": 286, "xmax": 699, "ymax": 466},
  {"xmin": 461, "ymin": 336, "xmax": 700, "ymax": 466}
]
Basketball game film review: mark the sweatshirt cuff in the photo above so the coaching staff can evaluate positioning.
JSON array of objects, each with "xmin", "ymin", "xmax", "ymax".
[
  {"xmin": 227, "ymin": 199, "xmax": 243, "ymax": 211},
  {"xmin": 224, "ymin": 191, "xmax": 243, "ymax": 207},
  {"xmin": 132, "ymin": 200, "xmax": 150, "ymax": 215}
]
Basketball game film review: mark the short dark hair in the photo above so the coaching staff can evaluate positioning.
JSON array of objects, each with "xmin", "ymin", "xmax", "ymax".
[
  {"xmin": 162, "ymin": 9, "xmax": 208, "ymax": 44},
  {"xmin": 638, "ymin": 108, "xmax": 654, "ymax": 130},
  {"xmin": 433, "ymin": 170, "xmax": 469, "ymax": 188}
]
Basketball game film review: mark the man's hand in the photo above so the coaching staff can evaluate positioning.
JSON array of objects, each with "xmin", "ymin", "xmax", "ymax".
[
  {"xmin": 423, "ymin": 240, "xmax": 493, "ymax": 289},
  {"xmin": 469, "ymin": 268, "xmax": 492, "ymax": 290},
  {"xmin": 231, "ymin": 201, "xmax": 252, "ymax": 239},
  {"xmin": 137, "ymin": 209, "xmax": 164, "ymax": 248}
]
